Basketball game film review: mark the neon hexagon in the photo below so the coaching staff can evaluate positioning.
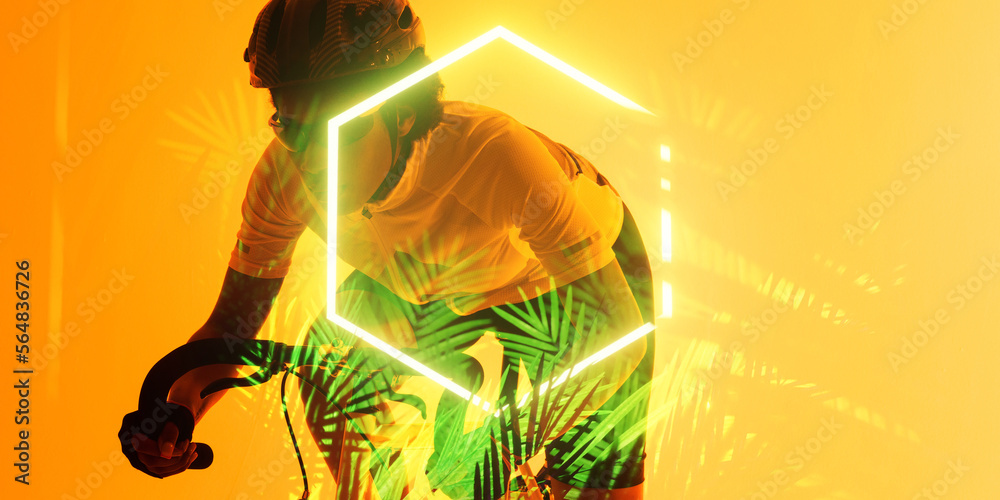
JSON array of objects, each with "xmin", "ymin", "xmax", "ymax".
[{"xmin": 325, "ymin": 26, "xmax": 655, "ymax": 411}]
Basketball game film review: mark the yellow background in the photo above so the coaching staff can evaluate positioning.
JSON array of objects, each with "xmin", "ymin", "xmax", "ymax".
[{"xmin": 2, "ymin": 0, "xmax": 998, "ymax": 498}]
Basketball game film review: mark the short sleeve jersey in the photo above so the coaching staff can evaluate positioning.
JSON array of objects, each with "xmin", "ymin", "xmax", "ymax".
[{"xmin": 229, "ymin": 101, "xmax": 624, "ymax": 315}]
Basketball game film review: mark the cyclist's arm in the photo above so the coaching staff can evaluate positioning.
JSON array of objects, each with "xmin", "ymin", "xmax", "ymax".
[
  {"xmin": 167, "ymin": 141, "xmax": 305, "ymax": 420},
  {"xmin": 126, "ymin": 143, "xmax": 302, "ymax": 474},
  {"xmin": 551, "ymin": 257, "xmax": 645, "ymax": 403},
  {"xmin": 166, "ymin": 266, "xmax": 284, "ymax": 422}
]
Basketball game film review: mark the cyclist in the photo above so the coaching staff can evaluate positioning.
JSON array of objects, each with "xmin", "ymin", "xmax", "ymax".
[{"xmin": 121, "ymin": 1, "xmax": 654, "ymax": 499}]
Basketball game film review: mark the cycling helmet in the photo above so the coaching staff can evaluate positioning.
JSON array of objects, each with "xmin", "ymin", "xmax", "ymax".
[{"xmin": 244, "ymin": 0, "xmax": 425, "ymax": 89}]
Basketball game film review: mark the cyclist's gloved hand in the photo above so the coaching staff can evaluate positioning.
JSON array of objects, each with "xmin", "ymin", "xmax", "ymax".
[{"xmin": 118, "ymin": 403, "xmax": 202, "ymax": 478}]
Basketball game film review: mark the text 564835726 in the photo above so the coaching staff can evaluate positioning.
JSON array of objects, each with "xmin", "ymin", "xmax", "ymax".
[{"xmin": 14, "ymin": 259, "xmax": 32, "ymax": 486}]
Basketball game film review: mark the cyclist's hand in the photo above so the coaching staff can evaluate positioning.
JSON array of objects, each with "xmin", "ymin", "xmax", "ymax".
[{"xmin": 128, "ymin": 422, "xmax": 199, "ymax": 478}]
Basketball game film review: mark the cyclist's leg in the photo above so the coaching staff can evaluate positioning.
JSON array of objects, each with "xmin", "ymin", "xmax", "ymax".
[
  {"xmin": 325, "ymin": 271, "xmax": 498, "ymax": 498},
  {"xmin": 297, "ymin": 270, "xmax": 417, "ymax": 499},
  {"xmin": 298, "ymin": 316, "xmax": 377, "ymax": 499},
  {"xmin": 544, "ymin": 203, "xmax": 655, "ymax": 499}
]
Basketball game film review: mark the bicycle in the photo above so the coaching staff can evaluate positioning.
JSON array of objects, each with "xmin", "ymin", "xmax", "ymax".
[{"xmin": 118, "ymin": 337, "xmax": 552, "ymax": 499}]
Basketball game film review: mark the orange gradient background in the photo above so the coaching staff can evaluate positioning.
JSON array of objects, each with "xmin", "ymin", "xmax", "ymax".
[{"xmin": 2, "ymin": 0, "xmax": 999, "ymax": 499}]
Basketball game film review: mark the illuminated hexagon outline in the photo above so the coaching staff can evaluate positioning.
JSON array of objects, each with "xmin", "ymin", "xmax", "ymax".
[{"xmin": 326, "ymin": 26, "xmax": 656, "ymax": 412}]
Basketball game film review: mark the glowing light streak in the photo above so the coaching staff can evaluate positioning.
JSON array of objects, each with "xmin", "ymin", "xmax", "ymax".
[
  {"xmin": 329, "ymin": 314, "xmax": 479, "ymax": 405},
  {"xmin": 501, "ymin": 322, "xmax": 656, "ymax": 415},
  {"xmin": 661, "ymin": 281, "xmax": 673, "ymax": 318},
  {"xmin": 330, "ymin": 26, "xmax": 651, "ymax": 316},
  {"xmin": 333, "ymin": 315, "xmax": 655, "ymax": 417},
  {"xmin": 662, "ymin": 209, "xmax": 672, "ymax": 263},
  {"xmin": 566, "ymin": 323, "xmax": 656, "ymax": 379},
  {"xmin": 326, "ymin": 26, "xmax": 654, "ymax": 407}
]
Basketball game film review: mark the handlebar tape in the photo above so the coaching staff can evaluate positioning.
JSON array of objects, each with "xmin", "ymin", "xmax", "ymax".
[{"xmin": 120, "ymin": 338, "xmax": 300, "ymax": 477}]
